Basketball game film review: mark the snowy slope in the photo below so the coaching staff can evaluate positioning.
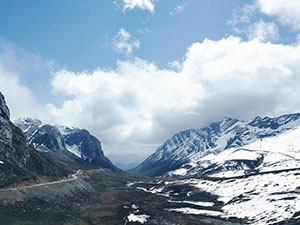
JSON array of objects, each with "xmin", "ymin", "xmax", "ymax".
[
  {"xmin": 169, "ymin": 125, "xmax": 300, "ymax": 177},
  {"xmin": 192, "ymin": 171, "xmax": 300, "ymax": 225},
  {"xmin": 140, "ymin": 171, "xmax": 300, "ymax": 225},
  {"xmin": 132, "ymin": 113, "xmax": 300, "ymax": 177},
  {"xmin": 130, "ymin": 167, "xmax": 300, "ymax": 225}
]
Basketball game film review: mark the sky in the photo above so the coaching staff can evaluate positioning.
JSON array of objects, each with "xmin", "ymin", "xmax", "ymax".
[{"xmin": 1, "ymin": 0, "xmax": 300, "ymax": 169}]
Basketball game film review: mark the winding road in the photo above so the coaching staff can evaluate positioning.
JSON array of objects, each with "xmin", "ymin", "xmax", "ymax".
[{"xmin": 0, "ymin": 174, "xmax": 78, "ymax": 193}]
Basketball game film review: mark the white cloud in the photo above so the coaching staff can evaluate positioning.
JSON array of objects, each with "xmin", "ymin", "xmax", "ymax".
[
  {"xmin": 0, "ymin": 44, "xmax": 48, "ymax": 120},
  {"xmin": 47, "ymin": 37, "xmax": 300, "ymax": 164},
  {"xmin": 227, "ymin": 4, "xmax": 257, "ymax": 34},
  {"xmin": 169, "ymin": 3, "xmax": 187, "ymax": 16},
  {"xmin": 168, "ymin": 60, "xmax": 182, "ymax": 71},
  {"xmin": 113, "ymin": 28, "xmax": 140, "ymax": 54},
  {"xmin": 0, "ymin": 62, "xmax": 42, "ymax": 120},
  {"xmin": 247, "ymin": 20, "xmax": 279, "ymax": 41},
  {"xmin": 257, "ymin": 0, "xmax": 300, "ymax": 30},
  {"xmin": 3, "ymin": 38, "xmax": 300, "ymax": 165},
  {"xmin": 228, "ymin": 5, "xmax": 280, "ymax": 42},
  {"xmin": 118, "ymin": 0, "xmax": 156, "ymax": 13}
]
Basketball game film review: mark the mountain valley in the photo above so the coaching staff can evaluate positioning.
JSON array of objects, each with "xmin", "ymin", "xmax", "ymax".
[{"xmin": 0, "ymin": 91, "xmax": 300, "ymax": 225}]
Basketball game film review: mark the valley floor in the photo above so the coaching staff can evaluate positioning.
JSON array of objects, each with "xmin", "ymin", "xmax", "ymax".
[{"xmin": 0, "ymin": 168, "xmax": 299, "ymax": 225}]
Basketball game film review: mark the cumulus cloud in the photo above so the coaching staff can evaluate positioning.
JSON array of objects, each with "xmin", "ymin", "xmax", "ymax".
[
  {"xmin": 115, "ymin": 0, "xmax": 156, "ymax": 13},
  {"xmin": 0, "ymin": 62, "xmax": 42, "ymax": 119},
  {"xmin": 257, "ymin": 0, "xmax": 300, "ymax": 30},
  {"xmin": 2, "ymin": 37, "xmax": 300, "ymax": 165},
  {"xmin": 47, "ymin": 37, "xmax": 300, "ymax": 163},
  {"xmin": 48, "ymin": 57, "xmax": 205, "ymax": 162},
  {"xmin": 0, "ymin": 44, "xmax": 47, "ymax": 119},
  {"xmin": 113, "ymin": 28, "xmax": 140, "ymax": 54}
]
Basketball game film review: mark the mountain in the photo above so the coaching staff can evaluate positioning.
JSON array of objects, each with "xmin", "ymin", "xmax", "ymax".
[
  {"xmin": 1, "ymin": 90, "xmax": 299, "ymax": 225},
  {"xmin": 0, "ymin": 92, "xmax": 68, "ymax": 187},
  {"xmin": 13, "ymin": 118, "xmax": 119, "ymax": 171},
  {"xmin": 196, "ymin": 125, "xmax": 300, "ymax": 177},
  {"xmin": 131, "ymin": 114, "xmax": 300, "ymax": 177}
]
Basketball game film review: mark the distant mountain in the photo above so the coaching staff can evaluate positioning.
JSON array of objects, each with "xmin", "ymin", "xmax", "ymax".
[
  {"xmin": 116, "ymin": 162, "xmax": 139, "ymax": 171},
  {"xmin": 0, "ymin": 91, "xmax": 68, "ymax": 187},
  {"xmin": 14, "ymin": 118, "xmax": 119, "ymax": 171},
  {"xmin": 131, "ymin": 114, "xmax": 300, "ymax": 177}
]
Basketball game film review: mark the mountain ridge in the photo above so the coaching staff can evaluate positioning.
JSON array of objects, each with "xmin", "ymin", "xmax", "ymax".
[
  {"xmin": 131, "ymin": 113, "xmax": 300, "ymax": 177},
  {"xmin": 13, "ymin": 118, "xmax": 119, "ymax": 171}
]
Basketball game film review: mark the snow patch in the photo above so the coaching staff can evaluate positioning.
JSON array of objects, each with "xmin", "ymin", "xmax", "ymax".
[
  {"xmin": 127, "ymin": 213, "xmax": 150, "ymax": 224},
  {"xmin": 168, "ymin": 207, "xmax": 224, "ymax": 216},
  {"xmin": 169, "ymin": 168, "xmax": 188, "ymax": 176},
  {"xmin": 168, "ymin": 200, "xmax": 214, "ymax": 207},
  {"xmin": 131, "ymin": 204, "xmax": 139, "ymax": 210},
  {"xmin": 65, "ymin": 144, "xmax": 81, "ymax": 158}
]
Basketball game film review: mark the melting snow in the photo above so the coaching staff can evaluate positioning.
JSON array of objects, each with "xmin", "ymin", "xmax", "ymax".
[
  {"xmin": 191, "ymin": 171, "xmax": 300, "ymax": 224},
  {"xmin": 127, "ymin": 213, "xmax": 150, "ymax": 224},
  {"xmin": 169, "ymin": 168, "xmax": 188, "ymax": 176},
  {"xmin": 137, "ymin": 186, "xmax": 163, "ymax": 194},
  {"xmin": 131, "ymin": 204, "xmax": 139, "ymax": 210},
  {"xmin": 168, "ymin": 200, "xmax": 214, "ymax": 207},
  {"xmin": 168, "ymin": 208, "xmax": 224, "ymax": 216},
  {"xmin": 159, "ymin": 168, "xmax": 300, "ymax": 224}
]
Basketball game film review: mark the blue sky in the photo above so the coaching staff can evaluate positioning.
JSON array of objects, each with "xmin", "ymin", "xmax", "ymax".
[
  {"xmin": 1, "ymin": 0, "xmax": 300, "ymax": 168},
  {"xmin": 1, "ymin": 0, "xmax": 245, "ymax": 106},
  {"xmin": 1, "ymin": 0, "xmax": 245, "ymax": 72}
]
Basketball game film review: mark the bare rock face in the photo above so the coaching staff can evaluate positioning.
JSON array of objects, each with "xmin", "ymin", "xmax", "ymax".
[
  {"xmin": 0, "ymin": 92, "xmax": 9, "ymax": 120},
  {"xmin": 0, "ymin": 91, "xmax": 68, "ymax": 187},
  {"xmin": 0, "ymin": 92, "xmax": 12, "ymax": 146}
]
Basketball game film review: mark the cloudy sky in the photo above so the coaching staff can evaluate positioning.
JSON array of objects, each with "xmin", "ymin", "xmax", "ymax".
[{"xmin": 1, "ymin": 0, "xmax": 300, "ymax": 168}]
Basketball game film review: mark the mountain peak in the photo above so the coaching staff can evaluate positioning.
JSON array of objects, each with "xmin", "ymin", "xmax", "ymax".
[{"xmin": 14, "ymin": 118, "xmax": 119, "ymax": 171}]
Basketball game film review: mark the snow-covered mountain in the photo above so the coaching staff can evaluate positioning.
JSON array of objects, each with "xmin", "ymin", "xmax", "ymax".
[
  {"xmin": 170, "ymin": 125, "xmax": 300, "ymax": 177},
  {"xmin": 131, "ymin": 114, "xmax": 300, "ymax": 177},
  {"xmin": 13, "ymin": 118, "xmax": 118, "ymax": 171}
]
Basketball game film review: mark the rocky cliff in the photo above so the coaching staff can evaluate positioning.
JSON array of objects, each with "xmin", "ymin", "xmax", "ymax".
[{"xmin": 0, "ymin": 92, "xmax": 68, "ymax": 187}]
